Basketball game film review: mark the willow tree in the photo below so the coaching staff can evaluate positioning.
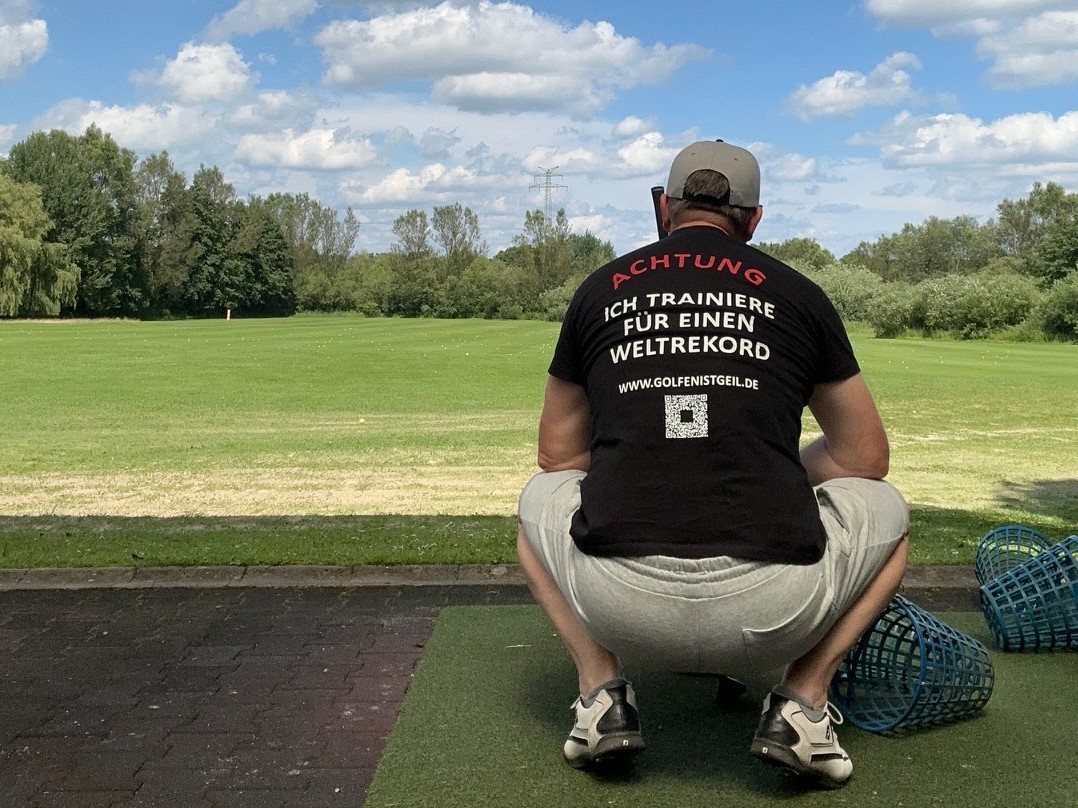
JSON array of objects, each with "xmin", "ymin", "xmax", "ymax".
[{"xmin": 0, "ymin": 173, "xmax": 78, "ymax": 317}]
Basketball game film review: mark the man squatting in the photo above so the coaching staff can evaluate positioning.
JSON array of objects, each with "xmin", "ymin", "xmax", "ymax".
[{"xmin": 517, "ymin": 139, "xmax": 909, "ymax": 789}]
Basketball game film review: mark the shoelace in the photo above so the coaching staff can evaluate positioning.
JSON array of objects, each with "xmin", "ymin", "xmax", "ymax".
[{"xmin": 824, "ymin": 701, "xmax": 845, "ymax": 726}]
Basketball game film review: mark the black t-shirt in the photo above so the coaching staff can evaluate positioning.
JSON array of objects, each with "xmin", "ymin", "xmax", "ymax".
[{"xmin": 549, "ymin": 225, "xmax": 860, "ymax": 564}]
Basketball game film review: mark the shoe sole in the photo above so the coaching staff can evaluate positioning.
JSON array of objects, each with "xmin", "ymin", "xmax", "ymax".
[
  {"xmin": 565, "ymin": 732, "xmax": 646, "ymax": 770},
  {"xmin": 749, "ymin": 738, "xmax": 849, "ymax": 789}
]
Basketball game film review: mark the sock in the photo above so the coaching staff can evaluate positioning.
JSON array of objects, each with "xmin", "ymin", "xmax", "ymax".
[{"xmin": 772, "ymin": 684, "xmax": 827, "ymax": 722}]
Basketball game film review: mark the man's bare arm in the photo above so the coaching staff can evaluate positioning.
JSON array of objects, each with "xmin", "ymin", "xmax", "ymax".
[
  {"xmin": 803, "ymin": 373, "xmax": 889, "ymax": 486},
  {"xmin": 537, "ymin": 375, "xmax": 591, "ymax": 472}
]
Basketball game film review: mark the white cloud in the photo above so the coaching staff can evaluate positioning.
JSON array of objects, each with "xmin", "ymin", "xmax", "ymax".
[
  {"xmin": 854, "ymin": 110, "xmax": 1078, "ymax": 170},
  {"xmin": 616, "ymin": 132, "xmax": 678, "ymax": 175},
  {"xmin": 431, "ymin": 72, "xmax": 609, "ymax": 116},
  {"xmin": 863, "ymin": 0, "xmax": 1066, "ymax": 27},
  {"xmin": 864, "ymin": 1, "xmax": 1078, "ymax": 88},
  {"xmin": 0, "ymin": 122, "xmax": 17, "ymax": 150},
  {"xmin": 979, "ymin": 11, "xmax": 1078, "ymax": 88},
  {"xmin": 229, "ymin": 90, "xmax": 319, "ymax": 128},
  {"xmin": 769, "ymin": 154, "xmax": 821, "ymax": 183},
  {"xmin": 314, "ymin": 1, "xmax": 707, "ymax": 117},
  {"xmin": 158, "ymin": 42, "xmax": 256, "ymax": 103},
  {"xmin": 567, "ymin": 212, "xmax": 612, "ymax": 241},
  {"xmin": 36, "ymin": 99, "xmax": 216, "ymax": 150},
  {"xmin": 235, "ymin": 127, "xmax": 380, "ymax": 169},
  {"xmin": 418, "ymin": 127, "xmax": 461, "ymax": 159},
  {"xmin": 204, "ymin": 0, "xmax": 318, "ymax": 40},
  {"xmin": 786, "ymin": 52, "xmax": 922, "ymax": 121},
  {"xmin": 347, "ymin": 162, "xmax": 508, "ymax": 204},
  {"xmin": 521, "ymin": 146, "xmax": 597, "ymax": 175},
  {"xmin": 0, "ymin": 16, "xmax": 46, "ymax": 80},
  {"xmin": 613, "ymin": 116, "xmax": 654, "ymax": 139}
]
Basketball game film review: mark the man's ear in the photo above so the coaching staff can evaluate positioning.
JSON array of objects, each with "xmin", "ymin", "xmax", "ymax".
[
  {"xmin": 660, "ymin": 193, "xmax": 673, "ymax": 234},
  {"xmin": 744, "ymin": 205, "xmax": 764, "ymax": 241}
]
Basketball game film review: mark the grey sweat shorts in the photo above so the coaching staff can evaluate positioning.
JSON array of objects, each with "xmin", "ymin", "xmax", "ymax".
[{"xmin": 518, "ymin": 470, "xmax": 909, "ymax": 677}]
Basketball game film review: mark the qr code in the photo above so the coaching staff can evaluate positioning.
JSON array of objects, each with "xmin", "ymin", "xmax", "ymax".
[{"xmin": 664, "ymin": 394, "xmax": 708, "ymax": 439}]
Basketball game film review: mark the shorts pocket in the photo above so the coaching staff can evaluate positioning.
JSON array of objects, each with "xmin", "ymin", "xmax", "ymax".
[
  {"xmin": 742, "ymin": 607, "xmax": 809, "ymax": 646},
  {"xmin": 740, "ymin": 579, "xmax": 823, "ymax": 668}
]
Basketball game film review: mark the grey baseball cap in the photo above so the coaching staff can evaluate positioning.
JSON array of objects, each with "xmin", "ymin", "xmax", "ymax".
[{"xmin": 666, "ymin": 140, "xmax": 760, "ymax": 208}]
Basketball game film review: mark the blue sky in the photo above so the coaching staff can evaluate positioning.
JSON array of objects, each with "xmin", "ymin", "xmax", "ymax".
[{"xmin": 2, "ymin": 0, "xmax": 1077, "ymax": 257}]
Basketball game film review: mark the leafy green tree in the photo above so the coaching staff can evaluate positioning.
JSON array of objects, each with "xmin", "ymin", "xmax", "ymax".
[
  {"xmin": 22, "ymin": 243, "xmax": 80, "ymax": 316},
  {"xmin": 1, "ymin": 174, "xmax": 44, "ymax": 315},
  {"xmin": 800, "ymin": 263, "xmax": 884, "ymax": 322},
  {"xmin": 1040, "ymin": 273, "xmax": 1078, "ymax": 341},
  {"xmin": 1027, "ymin": 216, "xmax": 1078, "ymax": 287},
  {"xmin": 994, "ymin": 182, "xmax": 1078, "ymax": 259},
  {"xmin": 434, "ymin": 257, "xmax": 527, "ymax": 319},
  {"xmin": 352, "ymin": 253, "xmax": 394, "ymax": 316},
  {"xmin": 135, "ymin": 151, "xmax": 191, "ymax": 314},
  {"xmin": 384, "ymin": 209, "xmax": 442, "ymax": 315},
  {"xmin": 0, "ymin": 173, "xmax": 78, "ymax": 316},
  {"xmin": 757, "ymin": 237, "xmax": 835, "ymax": 271},
  {"xmin": 842, "ymin": 216, "xmax": 999, "ymax": 282},
  {"xmin": 178, "ymin": 166, "xmax": 245, "ymax": 316},
  {"xmin": 568, "ymin": 231, "xmax": 615, "ymax": 276},
  {"xmin": 232, "ymin": 200, "xmax": 295, "ymax": 316},
  {"xmin": 4, "ymin": 126, "xmax": 146, "ymax": 316},
  {"xmin": 510, "ymin": 209, "xmax": 572, "ymax": 307},
  {"xmin": 526, "ymin": 232, "xmax": 615, "ymax": 322},
  {"xmin": 263, "ymin": 192, "xmax": 359, "ymax": 276},
  {"xmin": 536, "ymin": 276, "xmax": 580, "ymax": 322},
  {"xmin": 392, "ymin": 209, "xmax": 433, "ymax": 260},
  {"xmin": 431, "ymin": 203, "xmax": 487, "ymax": 274}
]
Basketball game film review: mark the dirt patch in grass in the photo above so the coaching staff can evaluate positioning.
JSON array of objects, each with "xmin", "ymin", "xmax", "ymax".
[{"xmin": 0, "ymin": 466, "xmax": 537, "ymax": 517}]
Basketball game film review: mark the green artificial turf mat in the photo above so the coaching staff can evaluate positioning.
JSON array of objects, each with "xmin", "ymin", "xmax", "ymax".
[{"xmin": 366, "ymin": 606, "xmax": 1077, "ymax": 808}]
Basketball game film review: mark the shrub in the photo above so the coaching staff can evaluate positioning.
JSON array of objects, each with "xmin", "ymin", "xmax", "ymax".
[
  {"xmin": 917, "ymin": 272, "xmax": 1042, "ymax": 339},
  {"xmin": 802, "ymin": 263, "xmax": 884, "ymax": 323},
  {"xmin": 866, "ymin": 283, "xmax": 918, "ymax": 338},
  {"xmin": 1040, "ymin": 273, "xmax": 1078, "ymax": 341}
]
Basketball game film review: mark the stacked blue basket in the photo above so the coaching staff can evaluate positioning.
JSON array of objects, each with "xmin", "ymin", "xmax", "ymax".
[
  {"xmin": 974, "ymin": 523, "xmax": 1053, "ymax": 586},
  {"xmin": 830, "ymin": 594, "xmax": 994, "ymax": 733},
  {"xmin": 979, "ymin": 533, "xmax": 1078, "ymax": 652}
]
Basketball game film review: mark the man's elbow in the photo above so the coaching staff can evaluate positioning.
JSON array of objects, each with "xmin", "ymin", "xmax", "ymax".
[
  {"xmin": 861, "ymin": 440, "xmax": 890, "ymax": 479},
  {"xmin": 537, "ymin": 449, "xmax": 589, "ymax": 473},
  {"xmin": 866, "ymin": 456, "xmax": 889, "ymax": 480},
  {"xmin": 834, "ymin": 438, "xmax": 889, "ymax": 480},
  {"xmin": 537, "ymin": 449, "xmax": 558, "ymax": 473}
]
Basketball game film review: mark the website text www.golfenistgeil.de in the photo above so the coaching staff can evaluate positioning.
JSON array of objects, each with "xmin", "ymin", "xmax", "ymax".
[{"xmin": 617, "ymin": 374, "xmax": 760, "ymax": 394}]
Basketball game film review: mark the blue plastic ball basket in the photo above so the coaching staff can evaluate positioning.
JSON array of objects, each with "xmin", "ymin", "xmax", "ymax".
[
  {"xmin": 830, "ymin": 594, "xmax": 994, "ymax": 733},
  {"xmin": 974, "ymin": 523, "xmax": 1053, "ymax": 586},
  {"xmin": 979, "ymin": 535, "xmax": 1078, "ymax": 652}
]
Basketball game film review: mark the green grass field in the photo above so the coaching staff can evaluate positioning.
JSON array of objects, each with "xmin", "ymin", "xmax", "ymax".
[{"xmin": 1, "ymin": 315, "xmax": 1075, "ymax": 568}]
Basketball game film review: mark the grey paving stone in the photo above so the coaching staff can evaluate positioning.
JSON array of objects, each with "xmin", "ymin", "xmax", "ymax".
[
  {"xmin": 0, "ymin": 568, "xmax": 28, "ymax": 589},
  {"xmin": 238, "ymin": 565, "xmax": 355, "ymax": 587},
  {"xmin": 131, "ymin": 566, "xmax": 245, "ymax": 588}
]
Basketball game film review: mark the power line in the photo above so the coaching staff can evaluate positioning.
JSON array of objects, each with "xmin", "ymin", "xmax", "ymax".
[{"xmin": 530, "ymin": 165, "xmax": 567, "ymax": 222}]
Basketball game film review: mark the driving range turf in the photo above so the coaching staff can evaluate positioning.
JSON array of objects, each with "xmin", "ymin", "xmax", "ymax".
[
  {"xmin": 1, "ymin": 315, "xmax": 1076, "ymax": 568},
  {"xmin": 364, "ymin": 605, "xmax": 1078, "ymax": 808}
]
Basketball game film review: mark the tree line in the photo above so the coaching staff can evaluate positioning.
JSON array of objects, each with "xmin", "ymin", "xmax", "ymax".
[
  {"xmin": 755, "ymin": 183, "xmax": 1078, "ymax": 341},
  {"xmin": 0, "ymin": 126, "xmax": 614, "ymax": 322},
  {"xmin": 2, "ymin": 125, "xmax": 1076, "ymax": 341}
]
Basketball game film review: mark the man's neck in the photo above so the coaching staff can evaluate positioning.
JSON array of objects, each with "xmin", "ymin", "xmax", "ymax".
[{"xmin": 672, "ymin": 220, "xmax": 742, "ymax": 241}]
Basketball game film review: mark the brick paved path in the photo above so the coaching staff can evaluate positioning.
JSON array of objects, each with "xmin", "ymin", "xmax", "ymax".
[{"xmin": 0, "ymin": 585, "xmax": 532, "ymax": 807}]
